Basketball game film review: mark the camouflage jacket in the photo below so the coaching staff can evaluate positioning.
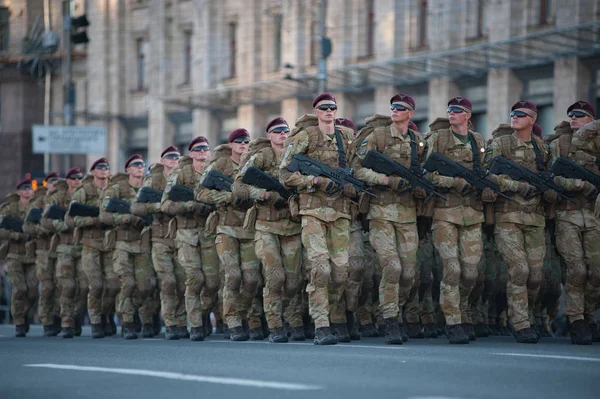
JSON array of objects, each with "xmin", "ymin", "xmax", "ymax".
[
  {"xmin": 132, "ymin": 163, "xmax": 172, "ymax": 242},
  {"xmin": 0, "ymin": 192, "xmax": 30, "ymax": 258},
  {"xmin": 22, "ymin": 186, "xmax": 53, "ymax": 251}
]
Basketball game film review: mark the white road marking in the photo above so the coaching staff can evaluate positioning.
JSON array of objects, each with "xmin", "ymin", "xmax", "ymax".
[
  {"xmin": 205, "ymin": 340, "xmax": 405, "ymax": 350},
  {"xmin": 493, "ymin": 353, "xmax": 600, "ymax": 362},
  {"xmin": 24, "ymin": 364, "xmax": 322, "ymax": 391}
]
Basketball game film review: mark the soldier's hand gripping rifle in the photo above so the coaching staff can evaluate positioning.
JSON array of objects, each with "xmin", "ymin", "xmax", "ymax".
[
  {"xmin": 550, "ymin": 157, "xmax": 600, "ymax": 194},
  {"xmin": 287, "ymin": 153, "xmax": 375, "ymax": 197},
  {"xmin": 201, "ymin": 170, "xmax": 234, "ymax": 192},
  {"xmin": 362, "ymin": 150, "xmax": 446, "ymax": 200},
  {"xmin": 241, "ymin": 166, "xmax": 295, "ymax": 209},
  {"xmin": 106, "ymin": 197, "xmax": 153, "ymax": 225},
  {"xmin": 489, "ymin": 156, "xmax": 574, "ymax": 203}
]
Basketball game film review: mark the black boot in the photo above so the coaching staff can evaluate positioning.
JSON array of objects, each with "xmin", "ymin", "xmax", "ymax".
[
  {"xmin": 406, "ymin": 322, "xmax": 423, "ymax": 339},
  {"xmin": 331, "ymin": 323, "xmax": 351, "ymax": 343},
  {"xmin": 215, "ymin": 320, "xmax": 224, "ymax": 334},
  {"xmin": 133, "ymin": 313, "xmax": 142, "ymax": 333},
  {"xmin": 462, "ymin": 323, "xmax": 476, "ymax": 341},
  {"xmin": 230, "ymin": 326, "xmax": 249, "ymax": 342},
  {"xmin": 165, "ymin": 326, "xmax": 179, "ymax": 340},
  {"xmin": 91, "ymin": 323, "xmax": 105, "ymax": 339},
  {"xmin": 142, "ymin": 324, "xmax": 154, "ymax": 338},
  {"xmin": 570, "ymin": 320, "xmax": 592, "ymax": 345},
  {"xmin": 249, "ymin": 327, "xmax": 264, "ymax": 341},
  {"xmin": 422, "ymin": 323, "xmax": 438, "ymax": 338},
  {"xmin": 361, "ymin": 323, "xmax": 378, "ymax": 338},
  {"xmin": 446, "ymin": 324, "xmax": 469, "ymax": 344},
  {"xmin": 290, "ymin": 326, "xmax": 306, "ymax": 341},
  {"xmin": 376, "ymin": 322, "xmax": 386, "ymax": 337},
  {"xmin": 222, "ymin": 324, "xmax": 230, "ymax": 340},
  {"xmin": 103, "ymin": 315, "xmax": 113, "ymax": 337},
  {"xmin": 268, "ymin": 327, "xmax": 288, "ymax": 343},
  {"xmin": 202, "ymin": 315, "xmax": 212, "ymax": 337},
  {"xmin": 43, "ymin": 324, "xmax": 58, "ymax": 337},
  {"xmin": 53, "ymin": 316, "xmax": 61, "ymax": 333},
  {"xmin": 124, "ymin": 323, "xmax": 138, "ymax": 340},
  {"xmin": 398, "ymin": 323, "xmax": 408, "ymax": 343},
  {"xmin": 304, "ymin": 322, "xmax": 315, "ymax": 340},
  {"xmin": 384, "ymin": 318, "xmax": 403, "ymax": 345},
  {"xmin": 61, "ymin": 327, "xmax": 74, "ymax": 339},
  {"xmin": 74, "ymin": 317, "xmax": 82, "ymax": 337},
  {"xmin": 314, "ymin": 326, "xmax": 337, "ymax": 345},
  {"xmin": 261, "ymin": 315, "xmax": 270, "ymax": 339},
  {"xmin": 153, "ymin": 313, "xmax": 162, "ymax": 336},
  {"xmin": 190, "ymin": 327, "xmax": 205, "ymax": 341},
  {"xmin": 513, "ymin": 327, "xmax": 539, "ymax": 344},
  {"xmin": 178, "ymin": 326, "xmax": 190, "ymax": 339},
  {"xmin": 346, "ymin": 311, "xmax": 361, "ymax": 340},
  {"xmin": 15, "ymin": 324, "xmax": 27, "ymax": 338}
]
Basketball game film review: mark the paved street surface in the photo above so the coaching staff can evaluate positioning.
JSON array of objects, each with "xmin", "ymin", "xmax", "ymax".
[{"xmin": 1, "ymin": 324, "xmax": 598, "ymax": 399}]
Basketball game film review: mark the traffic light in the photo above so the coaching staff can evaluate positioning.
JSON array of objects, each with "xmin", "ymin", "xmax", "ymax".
[{"xmin": 71, "ymin": 14, "xmax": 90, "ymax": 45}]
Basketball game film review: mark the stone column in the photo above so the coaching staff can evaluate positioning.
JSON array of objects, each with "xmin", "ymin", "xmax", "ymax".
[{"xmin": 486, "ymin": 69, "xmax": 523, "ymax": 135}]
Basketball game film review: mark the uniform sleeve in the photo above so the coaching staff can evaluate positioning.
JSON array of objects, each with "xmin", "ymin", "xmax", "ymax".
[
  {"xmin": 423, "ymin": 133, "xmax": 455, "ymax": 189},
  {"xmin": 353, "ymin": 133, "xmax": 388, "ymax": 185},
  {"xmin": 481, "ymin": 139, "xmax": 520, "ymax": 192},
  {"xmin": 546, "ymin": 141, "xmax": 581, "ymax": 191},
  {"xmin": 195, "ymin": 161, "xmax": 234, "ymax": 205},
  {"xmin": 131, "ymin": 175, "xmax": 160, "ymax": 216},
  {"xmin": 99, "ymin": 185, "xmax": 120, "ymax": 226},
  {"xmin": 233, "ymin": 152, "xmax": 268, "ymax": 201},
  {"xmin": 278, "ymin": 131, "xmax": 314, "ymax": 190},
  {"xmin": 160, "ymin": 170, "xmax": 195, "ymax": 216}
]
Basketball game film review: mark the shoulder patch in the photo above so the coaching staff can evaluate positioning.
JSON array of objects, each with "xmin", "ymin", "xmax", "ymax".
[
  {"xmin": 358, "ymin": 140, "xmax": 368, "ymax": 156},
  {"xmin": 284, "ymin": 142, "xmax": 294, "ymax": 160}
]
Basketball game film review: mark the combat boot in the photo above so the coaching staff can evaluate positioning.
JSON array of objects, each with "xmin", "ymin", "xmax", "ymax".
[
  {"xmin": 446, "ymin": 324, "xmax": 469, "ymax": 344},
  {"xmin": 15, "ymin": 324, "xmax": 27, "ymax": 338},
  {"xmin": 570, "ymin": 320, "xmax": 592, "ymax": 345},
  {"xmin": 74, "ymin": 317, "xmax": 82, "ymax": 337},
  {"xmin": 142, "ymin": 324, "xmax": 154, "ymax": 338},
  {"xmin": 25, "ymin": 319, "xmax": 30, "ymax": 333},
  {"xmin": 109, "ymin": 314, "xmax": 117, "ymax": 336},
  {"xmin": 165, "ymin": 326, "xmax": 179, "ymax": 340},
  {"xmin": 376, "ymin": 322, "xmax": 386, "ymax": 337},
  {"xmin": 590, "ymin": 323, "xmax": 600, "ymax": 343},
  {"xmin": 153, "ymin": 313, "xmax": 162, "ymax": 336},
  {"xmin": 222, "ymin": 324, "xmax": 230, "ymax": 340},
  {"xmin": 61, "ymin": 327, "xmax": 74, "ymax": 339},
  {"xmin": 331, "ymin": 323, "xmax": 351, "ymax": 343},
  {"xmin": 215, "ymin": 320, "xmax": 224, "ymax": 334},
  {"xmin": 190, "ymin": 327, "xmax": 205, "ymax": 341},
  {"xmin": 249, "ymin": 328, "xmax": 264, "ymax": 341},
  {"xmin": 178, "ymin": 326, "xmax": 190, "ymax": 339},
  {"xmin": 103, "ymin": 315, "xmax": 113, "ymax": 337},
  {"xmin": 360, "ymin": 323, "xmax": 378, "ymax": 338},
  {"xmin": 406, "ymin": 322, "xmax": 423, "ymax": 339},
  {"xmin": 133, "ymin": 313, "xmax": 142, "ymax": 333},
  {"xmin": 461, "ymin": 323, "xmax": 476, "ymax": 341},
  {"xmin": 43, "ymin": 324, "xmax": 57, "ymax": 337},
  {"xmin": 304, "ymin": 322, "xmax": 315, "ymax": 339},
  {"xmin": 313, "ymin": 326, "xmax": 337, "ymax": 345},
  {"xmin": 53, "ymin": 316, "xmax": 61, "ymax": 333},
  {"xmin": 268, "ymin": 327, "xmax": 288, "ymax": 343},
  {"xmin": 261, "ymin": 315, "xmax": 270, "ymax": 339},
  {"xmin": 346, "ymin": 311, "xmax": 361, "ymax": 340},
  {"xmin": 230, "ymin": 326, "xmax": 249, "ymax": 342},
  {"xmin": 290, "ymin": 326, "xmax": 306, "ymax": 341},
  {"xmin": 384, "ymin": 318, "xmax": 403, "ymax": 345},
  {"xmin": 202, "ymin": 315, "xmax": 212, "ymax": 337},
  {"xmin": 513, "ymin": 327, "xmax": 538, "ymax": 344},
  {"xmin": 124, "ymin": 323, "xmax": 138, "ymax": 340},
  {"xmin": 422, "ymin": 323, "xmax": 438, "ymax": 339},
  {"xmin": 474, "ymin": 324, "xmax": 488, "ymax": 338},
  {"xmin": 91, "ymin": 323, "xmax": 105, "ymax": 339},
  {"xmin": 398, "ymin": 323, "xmax": 408, "ymax": 343}
]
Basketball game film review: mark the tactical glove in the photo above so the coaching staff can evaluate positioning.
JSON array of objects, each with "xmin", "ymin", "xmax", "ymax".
[
  {"xmin": 342, "ymin": 184, "xmax": 357, "ymax": 198},
  {"xmin": 481, "ymin": 187, "xmax": 497, "ymax": 203},
  {"xmin": 412, "ymin": 187, "xmax": 427, "ymax": 199},
  {"xmin": 579, "ymin": 181, "xmax": 598, "ymax": 201},
  {"xmin": 388, "ymin": 176, "xmax": 409, "ymax": 191},
  {"xmin": 542, "ymin": 189, "xmax": 558, "ymax": 204},
  {"xmin": 517, "ymin": 182, "xmax": 537, "ymax": 199},
  {"xmin": 452, "ymin": 177, "xmax": 471, "ymax": 196}
]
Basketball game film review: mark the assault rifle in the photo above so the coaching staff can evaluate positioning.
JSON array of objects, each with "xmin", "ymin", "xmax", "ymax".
[
  {"xmin": 0, "ymin": 216, "xmax": 23, "ymax": 233},
  {"xmin": 550, "ymin": 157, "xmax": 600, "ymax": 191},
  {"xmin": 362, "ymin": 150, "xmax": 446, "ymax": 200},
  {"xmin": 167, "ymin": 184, "xmax": 194, "ymax": 202},
  {"xmin": 45, "ymin": 205, "xmax": 67, "ymax": 220},
  {"xmin": 68, "ymin": 202, "xmax": 100, "ymax": 218},
  {"xmin": 106, "ymin": 197, "xmax": 153, "ymax": 225},
  {"xmin": 241, "ymin": 166, "xmax": 295, "ymax": 200},
  {"xmin": 287, "ymin": 154, "xmax": 375, "ymax": 197},
  {"xmin": 202, "ymin": 170, "xmax": 234, "ymax": 192},
  {"xmin": 488, "ymin": 156, "xmax": 574, "ymax": 203},
  {"xmin": 424, "ymin": 152, "xmax": 511, "ymax": 200},
  {"xmin": 137, "ymin": 186, "xmax": 163, "ymax": 204},
  {"xmin": 26, "ymin": 208, "xmax": 43, "ymax": 223}
]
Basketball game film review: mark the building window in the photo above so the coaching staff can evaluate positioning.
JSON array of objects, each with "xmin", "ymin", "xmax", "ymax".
[
  {"xmin": 136, "ymin": 39, "xmax": 147, "ymax": 90},
  {"xmin": 273, "ymin": 14, "xmax": 282, "ymax": 72},
  {"xmin": 417, "ymin": 0, "xmax": 428, "ymax": 48},
  {"xmin": 0, "ymin": 7, "xmax": 9, "ymax": 51},
  {"xmin": 309, "ymin": 17, "xmax": 318, "ymax": 66},
  {"xmin": 366, "ymin": 0, "xmax": 375, "ymax": 57},
  {"xmin": 228, "ymin": 22, "xmax": 237, "ymax": 78},
  {"xmin": 540, "ymin": 0, "xmax": 554, "ymax": 25},
  {"xmin": 183, "ymin": 31, "xmax": 192, "ymax": 84},
  {"xmin": 466, "ymin": 0, "xmax": 486, "ymax": 39}
]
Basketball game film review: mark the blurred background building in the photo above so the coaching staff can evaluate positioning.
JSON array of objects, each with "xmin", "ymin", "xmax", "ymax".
[{"xmin": 0, "ymin": 0, "xmax": 599, "ymax": 197}]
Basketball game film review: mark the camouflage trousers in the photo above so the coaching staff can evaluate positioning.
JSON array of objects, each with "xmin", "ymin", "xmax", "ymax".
[
  {"xmin": 113, "ymin": 245, "xmax": 155, "ymax": 325},
  {"xmin": 82, "ymin": 243, "xmax": 119, "ymax": 325},
  {"xmin": 556, "ymin": 218, "xmax": 600, "ymax": 323},
  {"xmin": 56, "ymin": 244, "xmax": 87, "ymax": 328},
  {"xmin": 495, "ymin": 222, "xmax": 545, "ymax": 332},
  {"xmin": 534, "ymin": 225, "xmax": 562, "ymax": 326},
  {"xmin": 433, "ymin": 220, "xmax": 482, "ymax": 326},
  {"xmin": 482, "ymin": 227, "xmax": 508, "ymax": 327},
  {"xmin": 255, "ymin": 231, "xmax": 303, "ymax": 330},
  {"xmin": 301, "ymin": 216, "xmax": 349, "ymax": 328},
  {"xmin": 347, "ymin": 229, "xmax": 366, "ymax": 312},
  {"xmin": 467, "ymin": 252, "xmax": 486, "ymax": 325},
  {"xmin": 216, "ymin": 233, "xmax": 261, "ymax": 329},
  {"xmin": 357, "ymin": 234, "xmax": 378, "ymax": 326},
  {"xmin": 369, "ymin": 219, "xmax": 418, "ymax": 320},
  {"xmin": 404, "ymin": 231, "xmax": 436, "ymax": 325},
  {"xmin": 152, "ymin": 240, "xmax": 186, "ymax": 328},
  {"xmin": 35, "ymin": 250, "xmax": 58, "ymax": 326},
  {"xmin": 6, "ymin": 258, "xmax": 37, "ymax": 326}
]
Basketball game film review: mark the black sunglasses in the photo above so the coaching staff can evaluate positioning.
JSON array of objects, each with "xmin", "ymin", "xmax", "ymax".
[
  {"xmin": 191, "ymin": 145, "xmax": 210, "ymax": 152},
  {"xmin": 316, "ymin": 105, "xmax": 337, "ymax": 111},
  {"xmin": 568, "ymin": 111, "xmax": 587, "ymax": 119},
  {"xmin": 232, "ymin": 138, "xmax": 250, "ymax": 144},
  {"xmin": 447, "ymin": 106, "xmax": 465, "ymax": 114},
  {"xmin": 163, "ymin": 153, "xmax": 181, "ymax": 160},
  {"xmin": 390, "ymin": 104, "xmax": 410, "ymax": 111},
  {"xmin": 47, "ymin": 178, "xmax": 60, "ymax": 184},
  {"xmin": 18, "ymin": 185, "xmax": 33, "ymax": 190},
  {"xmin": 510, "ymin": 110, "xmax": 534, "ymax": 118},
  {"xmin": 94, "ymin": 164, "xmax": 110, "ymax": 170},
  {"xmin": 129, "ymin": 161, "xmax": 146, "ymax": 168},
  {"xmin": 269, "ymin": 127, "xmax": 290, "ymax": 134},
  {"xmin": 68, "ymin": 176, "xmax": 84, "ymax": 181}
]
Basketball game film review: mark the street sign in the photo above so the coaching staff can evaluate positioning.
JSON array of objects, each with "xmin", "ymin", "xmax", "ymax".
[{"xmin": 32, "ymin": 125, "xmax": 107, "ymax": 154}]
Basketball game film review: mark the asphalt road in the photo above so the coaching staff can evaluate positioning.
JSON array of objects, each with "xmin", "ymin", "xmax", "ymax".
[{"xmin": 1, "ymin": 324, "xmax": 599, "ymax": 399}]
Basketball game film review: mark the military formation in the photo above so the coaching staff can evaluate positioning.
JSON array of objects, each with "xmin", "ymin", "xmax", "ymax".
[{"xmin": 1, "ymin": 92, "xmax": 599, "ymax": 346}]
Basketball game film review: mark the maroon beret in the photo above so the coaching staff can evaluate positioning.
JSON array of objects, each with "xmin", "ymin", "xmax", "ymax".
[
  {"xmin": 188, "ymin": 136, "xmax": 209, "ymax": 151},
  {"xmin": 512, "ymin": 100, "xmax": 538, "ymax": 114},
  {"xmin": 266, "ymin": 117, "xmax": 288, "ymax": 133},
  {"xmin": 390, "ymin": 93, "xmax": 416, "ymax": 110},
  {"xmin": 90, "ymin": 157, "xmax": 109, "ymax": 171},
  {"xmin": 161, "ymin": 145, "xmax": 180, "ymax": 158},
  {"xmin": 44, "ymin": 172, "xmax": 60, "ymax": 183},
  {"xmin": 228, "ymin": 128, "xmax": 250, "ymax": 143},
  {"xmin": 335, "ymin": 118, "xmax": 356, "ymax": 130},
  {"xmin": 408, "ymin": 121, "xmax": 419, "ymax": 133},
  {"xmin": 447, "ymin": 96, "xmax": 472, "ymax": 112},
  {"xmin": 66, "ymin": 167, "xmax": 83, "ymax": 179},
  {"xmin": 567, "ymin": 100, "xmax": 595, "ymax": 118},
  {"xmin": 312, "ymin": 92, "xmax": 336, "ymax": 108},
  {"xmin": 124, "ymin": 154, "xmax": 143, "ymax": 170},
  {"xmin": 532, "ymin": 123, "xmax": 542, "ymax": 138},
  {"xmin": 16, "ymin": 179, "xmax": 33, "ymax": 189}
]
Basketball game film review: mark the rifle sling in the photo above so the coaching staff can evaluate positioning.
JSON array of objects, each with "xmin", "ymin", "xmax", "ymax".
[
  {"xmin": 408, "ymin": 130, "xmax": 419, "ymax": 170},
  {"xmin": 334, "ymin": 128, "xmax": 347, "ymax": 169},
  {"xmin": 530, "ymin": 138, "xmax": 545, "ymax": 172},
  {"xmin": 467, "ymin": 133, "xmax": 480, "ymax": 171}
]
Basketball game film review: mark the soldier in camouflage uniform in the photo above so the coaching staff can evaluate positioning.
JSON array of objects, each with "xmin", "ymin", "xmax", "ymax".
[
  {"xmin": 42, "ymin": 168, "xmax": 86, "ymax": 338},
  {"xmin": 132, "ymin": 146, "xmax": 185, "ymax": 340},
  {"xmin": 197, "ymin": 129, "xmax": 261, "ymax": 342},
  {"xmin": 100, "ymin": 155, "xmax": 155, "ymax": 340},
  {"xmin": 484, "ymin": 100, "xmax": 554, "ymax": 344},
  {"xmin": 23, "ymin": 173, "xmax": 59, "ymax": 336},
  {"xmin": 0, "ymin": 179, "xmax": 36, "ymax": 337},
  {"xmin": 280, "ymin": 93, "xmax": 387, "ymax": 345},
  {"xmin": 161, "ymin": 136, "xmax": 218, "ymax": 341},
  {"xmin": 355, "ymin": 94, "xmax": 426, "ymax": 345},
  {"xmin": 71, "ymin": 158, "xmax": 118, "ymax": 338},
  {"xmin": 548, "ymin": 102, "xmax": 600, "ymax": 344},
  {"xmin": 425, "ymin": 97, "xmax": 491, "ymax": 344},
  {"xmin": 232, "ymin": 117, "xmax": 304, "ymax": 343}
]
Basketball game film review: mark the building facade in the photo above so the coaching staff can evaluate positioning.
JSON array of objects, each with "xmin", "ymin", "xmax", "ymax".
[{"xmin": 1, "ymin": 0, "xmax": 599, "ymax": 197}]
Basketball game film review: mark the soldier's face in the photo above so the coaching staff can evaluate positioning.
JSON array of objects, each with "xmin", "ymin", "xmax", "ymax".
[
  {"xmin": 92, "ymin": 165, "xmax": 110, "ymax": 179},
  {"xmin": 569, "ymin": 112, "xmax": 594, "ymax": 130},
  {"xmin": 18, "ymin": 187, "xmax": 34, "ymax": 200},
  {"xmin": 448, "ymin": 108, "xmax": 470, "ymax": 127},
  {"xmin": 230, "ymin": 140, "xmax": 249, "ymax": 156},
  {"xmin": 267, "ymin": 124, "xmax": 289, "ymax": 146},
  {"xmin": 314, "ymin": 101, "xmax": 337, "ymax": 124},
  {"xmin": 127, "ymin": 160, "xmax": 146, "ymax": 178},
  {"xmin": 161, "ymin": 152, "xmax": 180, "ymax": 169},
  {"xmin": 190, "ymin": 145, "xmax": 211, "ymax": 161},
  {"xmin": 67, "ymin": 177, "xmax": 83, "ymax": 191},
  {"xmin": 510, "ymin": 108, "xmax": 536, "ymax": 131},
  {"xmin": 390, "ymin": 102, "xmax": 414, "ymax": 124}
]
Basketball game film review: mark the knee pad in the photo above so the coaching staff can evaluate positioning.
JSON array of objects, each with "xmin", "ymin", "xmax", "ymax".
[
  {"xmin": 443, "ymin": 260, "xmax": 461, "ymax": 286},
  {"xmin": 509, "ymin": 262, "xmax": 530, "ymax": 286},
  {"xmin": 462, "ymin": 263, "xmax": 479, "ymax": 288},
  {"xmin": 265, "ymin": 267, "xmax": 285, "ymax": 292},
  {"xmin": 121, "ymin": 276, "xmax": 136, "ymax": 297},
  {"xmin": 382, "ymin": 259, "xmax": 402, "ymax": 283}
]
